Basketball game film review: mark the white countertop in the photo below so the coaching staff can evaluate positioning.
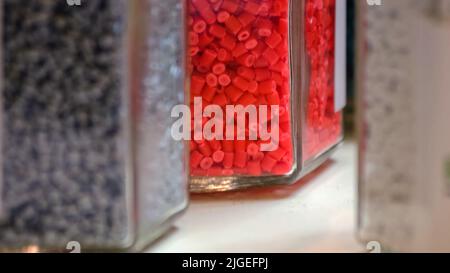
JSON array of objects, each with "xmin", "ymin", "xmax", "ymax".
[{"xmin": 148, "ymin": 141, "xmax": 364, "ymax": 253}]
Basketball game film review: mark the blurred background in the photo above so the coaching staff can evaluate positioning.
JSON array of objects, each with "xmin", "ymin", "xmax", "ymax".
[{"xmin": 1, "ymin": 0, "xmax": 450, "ymax": 253}]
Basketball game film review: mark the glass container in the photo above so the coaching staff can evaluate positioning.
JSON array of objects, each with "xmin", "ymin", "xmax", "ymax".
[
  {"xmin": 357, "ymin": 0, "xmax": 450, "ymax": 252},
  {"xmin": 0, "ymin": 0, "xmax": 188, "ymax": 252},
  {"xmin": 186, "ymin": 0, "xmax": 346, "ymax": 192}
]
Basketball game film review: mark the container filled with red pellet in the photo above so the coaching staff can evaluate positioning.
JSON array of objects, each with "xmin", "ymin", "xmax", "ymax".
[{"xmin": 186, "ymin": 0, "xmax": 346, "ymax": 192}]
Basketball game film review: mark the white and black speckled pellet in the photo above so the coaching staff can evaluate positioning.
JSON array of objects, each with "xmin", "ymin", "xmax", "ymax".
[
  {"xmin": 357, "ymin": 0, "xmax": 450, "ymax": 251},
  {"xmin": 0, "ymin": 0, "xmax": 187, "ymax": 251}
]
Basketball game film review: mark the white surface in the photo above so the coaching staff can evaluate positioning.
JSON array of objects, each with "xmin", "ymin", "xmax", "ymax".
[{"xmin": 148, "ymin": 142, "xmax": 363, "ymax": 253}]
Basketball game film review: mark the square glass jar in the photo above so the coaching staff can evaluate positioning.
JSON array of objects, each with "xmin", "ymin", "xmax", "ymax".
[
  {"xmin": 186, "ymin": 0, "xmax": 345, "ymax": 192},
  {"xmin": 0, "ymin": 0, "xmax": 188, "ymax": 252},
  {"xmin": 357, "ymin": 0, "xmax": 450, "ymax": 252}
]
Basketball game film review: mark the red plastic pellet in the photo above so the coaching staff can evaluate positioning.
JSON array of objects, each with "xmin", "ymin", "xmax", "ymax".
[
  {"xmin": 199, "ymin": 49, "xmax": 217, "ymax": 68},
  {"xmin": 253, "ymin": 57, "xmax": 269, "ymax": 68},
  {"xmin": 244, "ymin": 1, "xmax": 262, "ymax": 15},
  {"xmin": 190, "ymin": 140, "xmax": 198, "ymax": 151},
  {"xmin": 257, "ymin": 18, "xmax": 273, "ymax": 37},
  {"xmin": 236, "ymin": 53, "xmax": 255, "ymax": 67},
  {"xmin": 237, "ymin": 66, "xmax": 255, "ymax": 80},
  {"xmin": 212, "ymin": 150, "xmax": 225, "ymax": 163},
  {"xmin": 246, "ymin": 143, "xmax": 260, "ymax": 157},
  {"xmin": 252, "ymin": 151, "xmax": 265, "ymax": 161},
  {"xmin": 209, "ymin": 24, "xmax": 227, "ymax": 38},
  {"xmin": 198, "ymin": 142, "xmax": 213, "ymax": 157},
  {"xmin": 222, "ymin": 140, "xmax": 234, "ymax": 152},
  {"xmin": 224, "ymin": 85, "xmax": 244, "ymax": 103},
  {"xmin": 202, "ymin": 86, "xmax": 216, "ymax": 102},
  {"xmin": 262, "ymin": 47, "xmax": 279, "ymax": 65},
  {"xmin": 222, "ymin": 0, "xmax": 240, "ymax": 13},
  {"xmin": 212, "ymin": 63, "xmax": 226, "ymax": 75},
  {"xmin": 193, "ymin": 19, "xmax": 207, "ymax": 33},
  {"xmin": 198, "ymin": 33, "xmax": 214, "ymax": 48},
  {"xmin": 238, "ymin": 12, "xmax": 256, "ymax": 27},
  {"xmin": 206, "ymin": 73, "xmax": 218, "ymax": 87},
  {"xmin": 244, "ymin": 38, "xmax": 258, "ymax": 50},
  {"xmin": 234, "ymin": 151, "xmax": 247, "ymax": 168},
  {"xmin": 266, "ymin": 31, "xmax": 282, "ymax": 48},
  {"xmin": 213, "ymin": 93, "xmax": 228, "ymax": 107},
  {"xmin": 217, "ymin": 48, "xmax": 231, "ymax": 62},
  {"xmin": 224, "ymin": 15, "xmax": 242, "ymax": 35},
  {"xmin": 261, "ymin": 154, "xmax": 277, "ymax": 172},
  {"xmin": 191, "ymin": 75, "xmax": 205, "ymax": 95},
  {"xmin": 189, "ymin": 31, "xmax": 199, "ymax": 46},
  {"xmin": 220, "ymin": 35, "xmax": 236, "ymax": 51},
  {"xmin": 237, "ymin": 29, "xmax": 251, "ymax": 41},
  {"xmin": 272, "ymin": 162, "xmax": 291, "ymax": 175},
  {"xmin": 211, "ymin": 0, "xmax": 223, "ymax": 11},
  {"xmin": 190, "ymin": 46, "xmax": 199, "ymax": 57},
  {"xmin": 247, "ymin": 81, "xmax": 258, "ymax": 94},
  {"xmin": 209, "ymin": 139, "xmax": 222, "ymax": 151},
  {"xmin": 191, "ymin": 151, "xmax": 204, "ymax": 169},
  {"xmin": 266, "ymin": 91, "xmax": 280, "ymax": 105},
  {"xmin": 223, "ymin": 152, "xmax": 234, "ymax": 169},
  {"xmin": 192, "ymin": 0, "xmax": 217, "ymax": 24},
  {"xmin": 217, "ymin": 11, "xmax": 230, "ymax": 23},
  {"xmin": 254, "ymin": 68, "xmax": 271, "ymax": 81},
  {"xmin": 237, "ymin": 93, "xmax": 257, "ymax": 106},
  {"xmin": 218, "ymin": 74, "xmax": 231, "ymax": 86},
  {"xmin": 247, "ymin": 161, "xmax": 262, "ymax": 175},
  {"xmin": 232, "ymin": 76, "xmax": 250, "ymax": 91},
  {"xmin": 258, "ymin": 80, "xmax": 276, "ymax": 94},
  {"xmin": 234, "ymin": 140, "xmax": 247, "ymax": 152},
  {"xmin": 200, "ymin": 157, "xmax": 215, "ymax": 170},
  {"xmin": 267, "ymin": 147, "xmax": 286, "ymax": 161},
  {"xmin": 232, "ymin": 43, "xmax": 248, "ymax": 58}
]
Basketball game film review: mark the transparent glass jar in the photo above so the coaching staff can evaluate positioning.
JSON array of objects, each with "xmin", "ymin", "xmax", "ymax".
[
  {"xmin": 357, "ymin": 0, "xmax": 450, "ymax": 252},
  {"xmin": 0, "ymin": 0, "xmax": 188, "ymax": 252},
  {"xmin": 186, "ymin": 0, "xmax": 345, "ymax": 192}
]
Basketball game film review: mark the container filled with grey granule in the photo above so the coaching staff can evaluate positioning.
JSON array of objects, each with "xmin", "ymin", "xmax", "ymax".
[
  {"xmin": 0, "ymin": 0, "xmax": 187, "ymax": 252},
  {"xmin": 357, "ymin": 0, "xmax": 450, "ymax": 252}
]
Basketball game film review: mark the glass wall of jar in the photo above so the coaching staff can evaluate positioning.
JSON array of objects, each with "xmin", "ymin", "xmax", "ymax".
[
  {"xmin": 301, "ymin": 0, "xmax": 345, "ymax": 167},
  {"xmin": 357, "ymin": 0, "xmax": 450, "ymax": 252},
  {"xmin": 186, "ymin": 0, "xmax": 345, "ymax": 192},
  {"xmin": 0, "ymin": 0, "xmax": 188, "ymax": 252}
]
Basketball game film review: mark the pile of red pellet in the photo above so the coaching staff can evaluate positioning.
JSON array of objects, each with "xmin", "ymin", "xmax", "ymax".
[
  {"xmin": 303, "ymin": 0, "xmax": 342, "ymax": 161},
  {"xmin": 188, "ymin": 0, "xmax": 293, "ymax": 177}
]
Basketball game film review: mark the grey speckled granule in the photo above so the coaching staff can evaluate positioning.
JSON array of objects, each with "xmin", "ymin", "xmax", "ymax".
[
  {"xmin": 0, "ymin": 0, "xmax": 187, "ymax": 251},
  {"xmin": 1, "ymin": 0, "xmax": 130, "ymax": 249},
  {"xmin": 358, "ymin": 0, "xmax": 424, "ymax": 250},
  {"xmin": 136, "ymin": 0, "xmax": 187, "ymax": 237}
]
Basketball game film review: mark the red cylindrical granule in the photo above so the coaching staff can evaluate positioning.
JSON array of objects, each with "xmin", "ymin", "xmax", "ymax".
[
  {"xmin": 192, "ymin": 0, "xmax": 217, "ymax": 24},
  {"xmin": 206, "ymin": 73, "xmax": 218, "ymax": 87},
  {"xmin": 217, "ymin": 11, "xmax": 230, "ymax": 23},
  {"xmin": 218, "ymin": 74, "xmax": 232, "ymax": 86},
  {"xmin": 212, "ymin": 150, "xmax": 225, "ymax": 163},
  {"xmin": 212, "ymin": 63, "xmax": 226, "ymax": 75},
  {"xmin": 188, "ymin": 0, "xmax": 293, "ymax": 177}
]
